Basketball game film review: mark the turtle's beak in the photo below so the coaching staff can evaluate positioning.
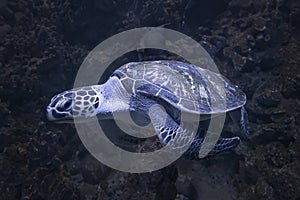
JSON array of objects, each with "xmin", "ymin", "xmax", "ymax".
[
  {"xmin": 46, "ymin": 106, "xmax": 92, "ymax": 124},
  {"xmin": 46, "ymin": 106, "xmax": 55, "ymax": 121},
  {"xmin": 46, "ymin": 106, "xmax": 73, "ymax": 123}
]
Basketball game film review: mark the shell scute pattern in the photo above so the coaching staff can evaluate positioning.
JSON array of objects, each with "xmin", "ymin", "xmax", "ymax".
[
  {"xmin": 113, "ymin": 60, "xmax": 246, "ymax": 114},
  {"xmin": 116, "ymin": 62, "xmax": 201, "ymax": 110},
  {"xmin": 120, "ymin": 78, "xmax": 135, "ymax": 93},
  {"xmin": 179, "ymin": 99, "xmax": 196, "ymax": 111}
]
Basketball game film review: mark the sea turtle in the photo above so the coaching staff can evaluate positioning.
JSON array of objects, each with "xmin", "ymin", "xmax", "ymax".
[{"xmin": 46, "ymin": 60, "xmax": 249, "ymax": 159}]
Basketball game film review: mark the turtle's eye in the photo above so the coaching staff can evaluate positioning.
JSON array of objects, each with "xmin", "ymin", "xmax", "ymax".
[
  {"xmin": 63, "ymin": 100, "xmax": 72, "ymax": 109},
  {"xmin": 57, "ymin": 99, "xmax": 72, "ymax": 111}
]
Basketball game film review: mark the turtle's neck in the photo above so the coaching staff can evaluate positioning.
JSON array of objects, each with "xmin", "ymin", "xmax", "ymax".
[{"xmin": 95, "ymin": 77, "xmax": 130, "ymax": 119}]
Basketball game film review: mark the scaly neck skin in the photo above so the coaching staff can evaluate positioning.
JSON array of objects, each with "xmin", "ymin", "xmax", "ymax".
[{"xmin": 94, "ymin": 77, "xmax": 130, "ymax": 119}]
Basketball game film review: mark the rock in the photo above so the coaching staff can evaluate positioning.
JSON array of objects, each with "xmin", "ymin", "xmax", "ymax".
[
  {"xmin": 253, "ymin": 17, "xmax": 267, "ymax": 32},
  {"xmin": 185, "ymin": 0, "xmax": 227, "ymax": 26},
  {"xmin": 1, "ymin": 7, "xmax": 15, "ymax": 25},
  {"xmin": 290, "ymin": 1, "xmax": 300, "ymax": 29},
  {"xmin": 0, "ymin": 0, "xmax": 299, "ymax": 199},
  {"xmin": 155, "ymin": 177, "xmax": 177, "ymax": 200},
  {"xmin": 266, "ymin": 162, "xmax": 300, "ymax": 199},
  {"xmin": 0, "ymin": 0, "xmax": 7, "ymax": 9},
  {"xmin": 223, "ymin": 41, "xmax": 255, "ymax": 72},
  {"xmin": 270, "ymin": 109, "xmax": 286, "ymax": 123},
  {"xmin": 254, "ymin": 178, "xmax": 275, "ymax": 200},
  {"xmin": 78, "ymin": 183, "xmax": 99, "ymax": 200},
  {"xmin": 0, "ymin": 182, "xmax": 19, "ymax": 199},
  {"xmin": 232, "ymin": 52, "xmax": 247, "ymax": 71},
  {"xmin": 80, "ymin": 155, "xmax": 110, "ymax": 184},
  {"xmin": 263, "ymin": 142, "xmax": 292, "ymax": 168},
  {"xmin": 254, "ymin": 80, "xmax": 281, "ymax": 108},
  {"xmin": 254, "ymin": 33, "xmax": 271, "ymax": 50},
  {"xmin": 260, "ymin": 50, "xmax": 282, "ymax": 71},
  {"xmin": 249, "ymin": 122, "xmax": 294, "ymax": 145},
  {"xmin": 282, "ymin": 73, "xmax": 300, "ymax": 99},
  {"xmin": 65, "ymin": 159, "xmax": 81, "ymax": 175},
  {"xmin": 175, "ymin": 174, "xmax": 197, "ymax": 199},
  {"xmin": 0, "ymin": 24, "xmax": 11, "ymax": 36}
]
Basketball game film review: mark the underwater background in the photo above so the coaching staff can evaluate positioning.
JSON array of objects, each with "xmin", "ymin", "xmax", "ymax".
[{"xmin": 0, "ymin": 0, "xmax": 300, "ymax": 199}]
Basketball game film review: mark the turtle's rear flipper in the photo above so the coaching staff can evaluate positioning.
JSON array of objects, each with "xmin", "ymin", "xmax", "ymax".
[
  {"xmin": 208, "ymin": 137, "xmax": 240, "ymax": 155},
  {"xmin": 148, "ymin": 104, "xmax": 198, "ymax": 152},
  {"xmin": 229, "ymin": 106, "xmax": 250, "ymax": 139},
  {"xmin": 240, "ymin": 107, "xmax": 250, "ymax": 138},
  {"xmin": 185, "ymin": 136, "xmax": 240, "ymax": 159}
]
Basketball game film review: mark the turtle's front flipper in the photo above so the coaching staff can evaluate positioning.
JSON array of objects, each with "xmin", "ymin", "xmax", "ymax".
[
  {"xmin": 184, "ymin": 135, "xmax": 241, "ymax": 159},
  {"xmin": 148, "ymin": 104, "xmax": 197, "ymax": 152},
  {"xmin": 148, "ymin": 104, "xmax": 240, "ymax": 159}
]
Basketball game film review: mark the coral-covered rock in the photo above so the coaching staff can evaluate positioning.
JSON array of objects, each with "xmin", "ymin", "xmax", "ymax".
[{"xmin": 0, "ymin": 0, "xmax": 299, "ymax": 199}]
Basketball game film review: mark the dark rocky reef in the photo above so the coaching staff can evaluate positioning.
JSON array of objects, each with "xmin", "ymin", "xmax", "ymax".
[{"xmin": 0, "ymin": 0, "xmax": 299, "ymax": 199}]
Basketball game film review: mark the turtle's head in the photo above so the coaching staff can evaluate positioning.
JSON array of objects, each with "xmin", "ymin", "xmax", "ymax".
[{"xmin": 46, "ymin": 85, "xmax": 105, "ymax": 123}]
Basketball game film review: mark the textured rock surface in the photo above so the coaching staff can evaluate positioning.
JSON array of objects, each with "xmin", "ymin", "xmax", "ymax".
[{"xmin": 0, "ymin": 0, "xmax": 299, "ymax": 199}]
